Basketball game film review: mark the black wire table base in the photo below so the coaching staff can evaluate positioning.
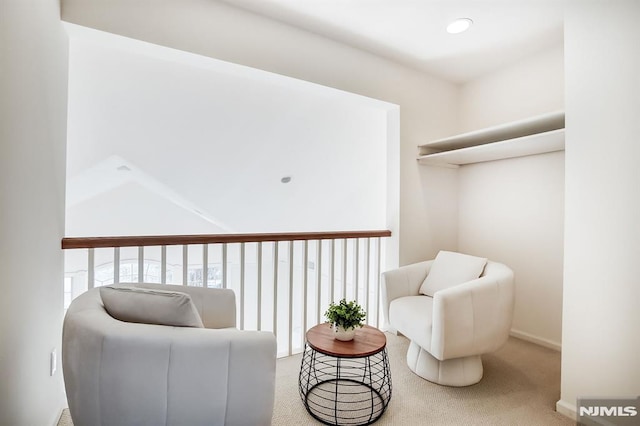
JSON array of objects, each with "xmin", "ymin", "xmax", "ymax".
[{"xmin": 299, "ymin": 344, "xmax": 392, "ymax": 425}]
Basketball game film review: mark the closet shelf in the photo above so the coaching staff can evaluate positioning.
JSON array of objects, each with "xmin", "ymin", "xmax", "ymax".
[{"xmin": 417, "ymin": 111, "xmax": 565, "ymax": 168}]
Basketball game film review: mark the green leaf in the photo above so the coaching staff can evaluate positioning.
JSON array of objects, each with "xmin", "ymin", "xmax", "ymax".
[{"xmin": 324, "ymin": 298, "xmax": 366, "ymax": 329}]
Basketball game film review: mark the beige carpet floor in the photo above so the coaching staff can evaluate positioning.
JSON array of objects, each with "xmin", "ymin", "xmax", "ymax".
[{"xmin": 59, "ymin": 333, "xmax": 572, "ymax": 425}]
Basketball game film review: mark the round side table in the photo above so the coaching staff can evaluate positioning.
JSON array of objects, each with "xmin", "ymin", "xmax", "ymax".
[{"xmin": 298, "ymin": 324, "xmax": 392, "ymax": 426}]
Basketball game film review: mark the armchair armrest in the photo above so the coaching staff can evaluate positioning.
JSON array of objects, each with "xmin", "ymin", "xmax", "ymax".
[
  {"xmin": 226, "ymin": 330, "xmax": 277, "ymax": 425},
  {"xmin": 381, "ymin": 260, "xmax": 433, "ymax": 331},
  {"xmin": 430, "ymin": 262, "xmax": 514, "ymax": 360},
  {"xmin": 161, "ymin": 328, "xmax": 276, "ymax": 426}
]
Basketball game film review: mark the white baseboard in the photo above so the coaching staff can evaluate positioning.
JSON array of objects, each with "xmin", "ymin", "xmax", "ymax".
[
  {"xmin": 556, "ymin": 399, "xmax": 576, "ymax": 420},
  {"xmin": 52, "ymin": 407, "xmax": 64, "ymax": 426},
  {"xmin": 52, "ymin": 397, "xmax": 69, "ymax": 426},
  {"xmin": 509, "ymin": 328, "xmax": 561, "ymax": 351}
]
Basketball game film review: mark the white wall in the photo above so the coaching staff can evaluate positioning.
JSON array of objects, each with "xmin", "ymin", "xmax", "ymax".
[
  {"xmin": 456, "ymin": 44, "xmax": 565, "ymax": 349},
  {"xmin": 66, "ymin": 30, "xmax": 391, "ymax": 235},
  {"xmin": 61, "ymin": 0, "xmax": 460, "ymax": 266},
  {"xmin": 66, "ymin": 182, "xmax": 227, "ymax": 236},
  {"xmin": 558, "ymin": 0, "xmax": 640, "ymax": 418},
  {"xmin": 458, "ymin": 153, "xmax": 564, "ymax": 348},
  {"xmin": 0, "ymin": 1, "xmax": 68, "ymax": 425},
  {"xmin": 459, "ymin": 45, "xmax": 564, "ymax": 131}
]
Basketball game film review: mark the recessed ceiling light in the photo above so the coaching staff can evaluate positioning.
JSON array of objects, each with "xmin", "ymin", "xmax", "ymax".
[{"xmin": 447, "ymin": 18, "xmax": 473, "ymax": 34}]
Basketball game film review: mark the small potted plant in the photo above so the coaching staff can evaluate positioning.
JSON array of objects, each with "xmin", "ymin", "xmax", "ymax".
[{"xmin": 325, "ymin": 298, "xmax": 366, "ymax": 341}]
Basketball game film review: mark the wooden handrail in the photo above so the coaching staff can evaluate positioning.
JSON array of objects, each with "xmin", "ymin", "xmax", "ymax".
[{"xmin": 61, "ymin": 230, "xmax": 392, "ymax": 249}]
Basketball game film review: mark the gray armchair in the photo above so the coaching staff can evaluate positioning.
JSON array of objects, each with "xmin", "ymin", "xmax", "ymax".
[{"xmin": 63, "ymin": 283, "xmax": 277, "ymax": 425}]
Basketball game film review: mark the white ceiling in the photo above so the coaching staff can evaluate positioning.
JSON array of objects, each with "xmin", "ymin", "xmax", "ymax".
[{"xmin": 220, "ymin": 0, "xmax": 565, "ymax": 83}]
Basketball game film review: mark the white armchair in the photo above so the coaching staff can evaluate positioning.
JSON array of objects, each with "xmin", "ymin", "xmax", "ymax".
[
  {"xmin": 381, "ymin": 252, "xmax": 514, "ymax": 386},
  {"xmin": 63, "ymin": 283, "xmax": 277, "ymax": 426}
]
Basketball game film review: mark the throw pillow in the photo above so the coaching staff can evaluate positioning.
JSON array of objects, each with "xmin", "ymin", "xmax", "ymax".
[
  {"xmin": 100, "ymin": 285, "xmax": 204, "ymax": 328},
  {"xmin": 419, "ymin": 251, "xmax": 488, "ymax": 297}
]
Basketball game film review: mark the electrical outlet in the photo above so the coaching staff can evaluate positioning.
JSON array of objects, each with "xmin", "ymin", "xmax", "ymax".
[{"xmin": 50, "ymin": 349, "xmax": 57, "ymax": 376}]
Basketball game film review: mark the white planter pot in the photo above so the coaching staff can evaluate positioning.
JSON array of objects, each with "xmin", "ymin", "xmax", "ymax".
[{"xmin": 333, "ymin": 324, "xmax": 356, "ymax": 341}]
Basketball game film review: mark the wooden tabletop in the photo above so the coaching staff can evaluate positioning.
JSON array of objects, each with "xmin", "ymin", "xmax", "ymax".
[{"xmin": 306, "ymin": 323, "xmax": 386, "ymax": 358}]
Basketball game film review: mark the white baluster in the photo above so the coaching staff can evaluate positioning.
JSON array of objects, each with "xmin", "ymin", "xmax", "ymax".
[
  {"xmin": 87, "ymin": 248, "xmax": 95, "ymax": 289},
  {"xmin": 138, "ymin": 246, "xmax": 144, "ymax": 283},
  {"xmin": 161, "ymin": 246, "xmax": 167, "ymax": 284},
  {"xmin": 113, "ymin": 247, "xmax": 120, "ymax": 284}
]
